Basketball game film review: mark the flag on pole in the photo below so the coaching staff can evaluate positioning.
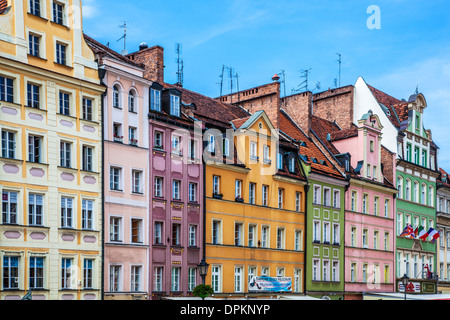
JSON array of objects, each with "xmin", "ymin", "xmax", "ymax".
[
  {"xmin": 400, "ymin": 224, "xmax": 413, "ymax": 237},
  {"xmin": 418, "ymin": 226, "xmax": 429, "ymax": 241},
  {"xmin": 429, "ymin": 229, "xmax": 440, "ymax": 243}
]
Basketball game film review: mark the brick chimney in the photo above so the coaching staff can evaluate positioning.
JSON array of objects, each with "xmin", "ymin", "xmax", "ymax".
[
  {"xmin": 282, "ymin": 91, "xmax": 313, "ymax": 134},
  {"xmin": 126, "ymin": 44, "xmax": 165, "ymax": 84}
]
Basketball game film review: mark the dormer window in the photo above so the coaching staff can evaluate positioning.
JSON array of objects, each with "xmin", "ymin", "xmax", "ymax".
[
  {"xmin": 288, "ymin": 156, "xmax": 295, "ymax": 172},
  {"xmin": 170, "ymin": 94, "xmax": 180, "ymax": 117},
  {"xmin": 150, "ymin": 88, "xmax": 161, "ymax": 112}
]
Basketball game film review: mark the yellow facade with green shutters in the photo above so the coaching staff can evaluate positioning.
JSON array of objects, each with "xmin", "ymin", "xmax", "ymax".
[
  {"xmin": 204, "ymin": 111, "xmax": 307, "ymax": 296},
  {"xmin": 0, "ymin": 0, "xmax": 104, "ymax": 300}
]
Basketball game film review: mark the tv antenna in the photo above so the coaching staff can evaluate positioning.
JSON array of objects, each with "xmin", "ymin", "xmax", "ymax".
[
  {"xmin": 217, "ymin": 65, "xmax": 225, "ymax": 97},
  {"xmin": 336, "ymin": 53, "xmax": 342, "ymax": 87},
  {"xmin": 176, "ymin": 43, "xmax": 184, "ymax": 86},
  {"xmin": 117, "ymin": 22, "xmax": 127, "ymax": 55},
  {"xmin": 292, "ymin": 68, "xmax": 311, "ymax": 93}
]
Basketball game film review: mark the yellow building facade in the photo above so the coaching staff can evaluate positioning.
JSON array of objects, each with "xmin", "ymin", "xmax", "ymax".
[
  {"xmin": 204, "ymin": 111, "xmax": 307, "ymax": 296},
  {"xmin": 0, "ymin": 0, "xmax": 104, "ymax": 300}
]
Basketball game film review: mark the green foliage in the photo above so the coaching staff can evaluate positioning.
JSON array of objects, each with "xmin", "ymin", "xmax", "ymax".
[{"xmin": 193, "ymin": 284, "xmax": 214, "ymax": 299}]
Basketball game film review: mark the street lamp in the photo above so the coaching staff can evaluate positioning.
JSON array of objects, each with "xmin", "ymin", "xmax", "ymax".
[
  {"xmin": 198, "ymin": 259, "xmax": 209, "ymax": 285},
  {"xmin": 401, "ymin": 274, "xmax": 409, "ymax": 301}
]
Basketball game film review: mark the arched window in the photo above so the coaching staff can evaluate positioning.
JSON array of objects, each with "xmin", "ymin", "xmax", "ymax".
[
  {"xmin": 429, "ymin": 186, "xmax": 434, "ymax": 207},
  {"xmin": 405, "ymin": 179, "xmax": 411, "ymax": 201},
  {"xmin": 414, "ymin": 181, "xmax": 419, "ymax": 203},
  {"xmin": 128, "ymin": 89, "xmax": 136, "ymax": 112},
  {"xmin": 397, "ymin": 176, "xmax": 403, "ymax": 199},
  {"xmin": 421, "ymin": 184, "xmax": 426, "ymax": 205},
  {"xmin": 113, "ymin": 85, "xmax": 121, "ymax": 108}
]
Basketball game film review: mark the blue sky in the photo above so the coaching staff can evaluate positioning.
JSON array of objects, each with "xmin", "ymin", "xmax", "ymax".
[{"xmin": 82, "ymin": 0, "xmax": 450, "ymax": 170}]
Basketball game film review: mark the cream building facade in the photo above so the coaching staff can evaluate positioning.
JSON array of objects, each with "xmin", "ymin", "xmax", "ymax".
[{"xmin": 0, "ymin": 0, "xmax": 104, "ymax": 300}]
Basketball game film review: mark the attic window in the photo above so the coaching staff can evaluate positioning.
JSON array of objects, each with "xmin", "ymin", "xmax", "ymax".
[
  {"xmin": 299, "ymin": 141, "xmax": 306, "ymax": 147},
  {"xmin": 312, "ymin": 157, "xmax": 319, "ymax": 164}
]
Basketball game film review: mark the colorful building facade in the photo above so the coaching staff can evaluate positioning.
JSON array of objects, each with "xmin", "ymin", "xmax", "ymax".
[
  {"xmin": 85, "ymin": 36, "xmax": 151, "ymax": 300},
  {"xmin": 436, "ymin": 168, "xmax": 450, "ymax": 293},
  {"xmin": 0, "ymin": 0, "xmax": 104, "ymax": 300}
]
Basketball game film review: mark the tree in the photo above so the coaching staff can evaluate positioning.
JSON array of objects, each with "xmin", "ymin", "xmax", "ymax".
[{"xmin": 193, "ymin": 284, "xmax": 214, "ymax": 300}]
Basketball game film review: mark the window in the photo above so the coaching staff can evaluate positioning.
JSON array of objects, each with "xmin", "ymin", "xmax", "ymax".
[
  {"xmin": 2, "ymin": 191, "xmax": 18, "ymax": 224},
  {"xmin": 295, "ymin": 192, "xmax": 301, "ymax": 212},
  {"xmin": 323, "ymin": 260, "xmax": 329, "ymax": 281},
  {"xmin": 131, "ymin": 219, "xmax": 142, "ymax": 243},
  {"xmin": 278, "ymin": 188, "xmax": 284, "ymax": 209},
  {"xmin": 333, "ymin": 190, "xmax": 340, "ymax": 208},
  {"xmin": 413, "ymin": 181, "xmax": 419, "ymax": 203},
  {"xmin": 429, "ymin": 186, "xmax": 434, "ymax": 207},
  {"xmin": 362, "ymin": 264, "xmax": 367, "ymax": 283},
  {"xmin": 288, "ymin": 156, "xmax": 295, "ymax": 172},
  {"xmin": 212, "ymin": 220, "xmax": 221, "ymax": 244},
  {"xmin": 362, "ymin": 229, "xmax": 368, "ymax": 248},
  {"xmin": 60, "ymin": 197, "xmax": 73, "ymax": 228},
  {"xmin": 384, "ymin": 199, "xmax": 390, "ymax": 218},
  {"xmin": 172, "ymin": 223, "xmax": 180, "ymax": 245},
  {"xmin": 313, "ymin": 221, "xmax": 320, "ymax": 242},
  {"xmin": 248, "ymin": 224, "xmax": 256, "ymax": 247},
  {"xmin": 30, "ymin": 0, "xmax": 41, "ymax": 16},
  {"xmin": 369, "ymin": 140, "xmax": 374, "ymax": 152},
  {"xmin": 333, "ymin": 224, "xmax": 340, "ymax": 245},
  {"xmin": 323, "ymin": 188, "xmax": 331, "ymax": 206},
  {"xmin": 171, "ymin": 135, "xmax": 181, "ymax": 155},
  {"xmin": 363, "ymin": 194, "xmax": 368, "ymax": 213},
  {"xmin": 113, "ymin": 123, "xmax": 122, "ymax": 142},
  {"xmin": 130, "ymin": 266, "xmax": 141, "ymax": 292},
  {"xmin": 234, "ymin": 266, "xmax": 243, "ymax": 293},
  {"xmin": 189, "ymin": 225, "xmax": 197, "ymax": 246},
  {"xmin": 60, "ymin": 141, "xmax": 71, "ymax": 168},
  {"xmin": 172, "ymin": 180, "xmax": 180, "ymax": 200},
  {"xmin": 323, "ymin": 222, "xmax": 330, "ymax": 244},
  {"xmin": 295, "ymin": 230, "xmax": 302, "ymax": 251},
  {"xmin": 223, "ymin": 138, "xmax": 230, "ymax": 156},
  {"xmin": 28, "ymin": 135, "xmax": 42, "ymax": 163},
  {"xmin": 189, "ymin": 183, "xmax": 197, "ymax": 202},
  {"xmin": 59, "ymin": 91, "xmax": 70, "ymax": 115},
  {"xmin": 188, "ymin": 268, "xmax": 197, "ymax": 292},
  {"xmin": 30, "ymin": 257, "xmax": 44, "ymax": 289},
  {"xmin": 397, "ymin": 177, "xmax": 403, "ymax": 199},
  {"xmin": 29, "ymin": 193, "xmax": 43, "ymax": 226},
  {"xmin": 82, "ymin": 98, "xmax": 93, "ymax": 121},
  {"xmin": 235, "ymin": 222, "xmax": 243, "ymax": 246},
  {"xmin": 406, "ymin": 144, "xmax": 412, "ymax": 162},
  {"xmin": 170, "ymin": 94, "xmax": 180, "ymax": 117},
  {"xmin": 263, "ymin": 145, "xmax": 270, "ymax": 163},
  {"xmin": 0, "ymin": 76, "xmax": 14, "ymax": 103},
  {"xmin": 250, "ymin": 141, "xmax": 257, "ymax": 159},
  {"xmin": 82, "ymin": 146, "xmax": 93, "ymax": 172},
  {"xmin": 374, "ymin": 196, "xmax": 379, "ymax": 216},
  {"xmin": 262, "ymin": 185, "xmax": 269, "ymax": 206},
  {"xmin": 52, "ymin": 1, "xmax": 64, "ymax": 24},
  {"xmin": 351, "ymin": 263, "xmax": 356, "ymax": 282},
  {"xmin": 249, "ymin": 182, "xmax": 256, "ymax": 204},
  {"xmin": 3, "ymin": 256, "xmax": 19, "ymax": 289},
  {"xmin": 414, "ymin": 147, "xmax": 420, "ymax": 165},
  {"xmin": 110, "ymin": 217, "xmax": 121, "ymax": 242},
  {"xmin": 56, "ymin": 42, "xmax": 67, "ymax": 65},
  {"xmin": 422, "ymin": 150, "xmax": 427, "ymax": 168},
  {"xmin": 154, "ymin": 131, "xmax": 163, "ymax": 149},
  {"xmin": 154, "ymin": 266, "xmax": 163, "ymax": 291},
  {"xmin": 351, "ymin": 227, "xmax": 356, "ymax": 247},
  {"xmin": 154, "ymin": 222, "xmax": 163, "ymax": 244},
  {"xmin": 261, "ymin": 226, "xmax": 269, "ymax": 248},
  {"xmin": 384, "ymin": 232, "xmax": 389, "ymax": 251},
  {"xmin": 332, "ymin": 261, "xmax": 339, "ymax": 282},
  {"xmin": 83, "ymin": 259, "xmax": 93, "ymax": 289},
  {"xmin": 27, "ymin": 83, "xmax": 40, "ymax": 108},
  {"xmin": 189, "ymin": 139, "xmax": 196, "ymax": 159},
  {"xmin": 150, "ymin": 89, "xmax": 161, "ymax": 111},
  {"xmin": 82, "ymin": 199, "xmax": 93, "ymax": 230},
  {"xmin": 128, "ymin": 90, "xmax": 136, "ymax": 112},
  {"xmin": 277, "ymin": 228, "xmax": 285, "ymax": 249},
  {"xmin": 373, "ymin": 166, "xmax": 377, "ymax": 180},
  {"xmin": 61, "ymin": 258, "xmax": 72, "ymax": 289},
  {"xmin": 277, "ymin": 152, "xmax": 283, "ymax": 170},
  {"xmin": 294, "ymin": 269, "xmax": 301, "ymax": 292},
  {"xmin": 351, "ymin": 190, "xmax": 357, "ymax": 211},
  {"xmin": 154, "ymin": 177, "xmax": 163, "ymax": 197},
  {"xmin": 171, "ymin": 267, "xmax": 181, "ymax": 292},
  {"xmin": 110, "ymin": 167, "xmax": 121, "ymax": 191},
  {"xmin": 211, "ymin": 265, "xmax": 221, "ymax": 293},
  {"xmin": 110, "ymin": 265, "xmax": 120, "ymax": 292},
  {"xmin": 208, "ymin": 134, "xmax": 215, "ymax": 153},
  {"xmin": 313, "ymin": 186, "xmax": 321, "ymax": 205},
  {"xmin": 313, "ymin": 259, "xmax": 319, "ymax": 281},
  {"xmin": 29, "ymin": 33, "xmax": 40, "ymax": 57},
  {"xmin": 132, "ymin": 170, "xmax": 142, "ymax": 194},
  {"xmin": 2, "ymin": 130, "xmax": 15, "ymax": 159},
  {"xmin": 374, "ymin": 231, "xmax": 379, "ymax": 250},
  {"xmin": 235, "ymin": 180, "xmax": 242, "ymax": 199},
  {"xmin": 113, "ymin": 85, "xmax": 120, "ymax": 108}
]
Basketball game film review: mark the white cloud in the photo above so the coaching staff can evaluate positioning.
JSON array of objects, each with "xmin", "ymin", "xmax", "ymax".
[{"xmin": 82, "ymin": 0, "xmax": 98, "ymax": 19}]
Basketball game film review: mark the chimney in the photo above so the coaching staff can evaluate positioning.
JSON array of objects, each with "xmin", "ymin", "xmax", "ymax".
[
  {"xmin": 126, "ymin": 44, "xmax": 165, "ymax": 84},
  {"xmin": 283, "ymin": 91, "xmax": 313, "ymax": 134}
]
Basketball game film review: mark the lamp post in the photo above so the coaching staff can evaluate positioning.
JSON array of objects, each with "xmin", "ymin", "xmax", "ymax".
[
  {"xmin": 198, "ymin": 259, "xmax": 209, "ymax": 285},
  {"xmin": 401, "ymin": 274, "xmax": 409, "ymax": 301}
]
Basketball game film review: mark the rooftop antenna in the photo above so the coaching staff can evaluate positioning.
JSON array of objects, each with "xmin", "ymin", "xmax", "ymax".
[
  {"xmin": 235, "ymin": 72, "xmax": 240, "ymax": 103},
  {"xmin": 336, "ymin": 53, "xmax": 342, "ymax": 87},
  {"xmin": 279, "ymin": 70, "xmax": 287, "ymax": 98},
  {"xmin": 415, "ymin": 85, "xmax": 419, "ymax": 94},
  {"xmin": 293, "ymin": 68, "xmax": 311, "ymax": 93},
  {"xmin": 218, "ymin": 65, "xmax": 225, "ymax": 97},
  {"xmin": 117, "ymin": 21, "xmax": 127, "ymax": 55},
  {"xmin": 176, "ymin": 43, "xmax": 184, "ymax": 86}
]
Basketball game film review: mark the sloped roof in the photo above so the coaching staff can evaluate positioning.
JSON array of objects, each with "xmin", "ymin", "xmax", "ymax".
[
  {"xmin": 367, "ymin": 84, "xmax": 404, "ymax": 128},
  {"xmin": 438, "ymin": 168, "xmax": 450, "ymax": 189},
  {"xmin": 279, "ymin": 110, "xmax": 345, "ymax": 180}
]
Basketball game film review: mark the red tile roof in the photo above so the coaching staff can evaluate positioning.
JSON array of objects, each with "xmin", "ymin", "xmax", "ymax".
[
  {"xmin": 438, "ymin": 168, "xmax": 450, "ymax": 188},
  {"xmin": 367, "ymin": 84, "xmax": 404, "ymax": 128}
]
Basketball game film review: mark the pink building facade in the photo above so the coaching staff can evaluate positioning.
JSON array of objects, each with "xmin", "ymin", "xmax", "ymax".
[
  {"xmin": 86, "ymin": 36, "xmax": 151, "ymax": 299},
  {"xmin": 331, "ymin": 112, "xmax": 398, "ymax": 299}
]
